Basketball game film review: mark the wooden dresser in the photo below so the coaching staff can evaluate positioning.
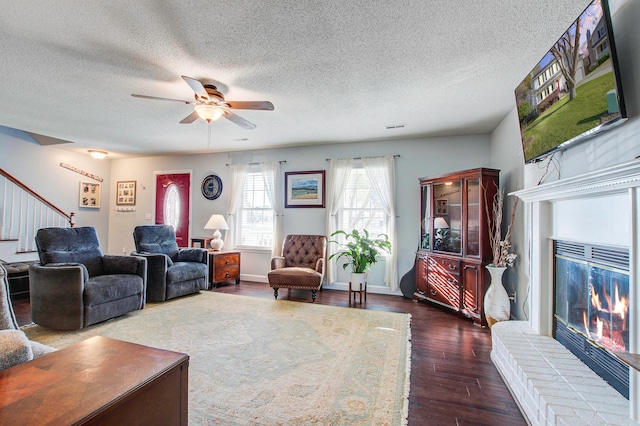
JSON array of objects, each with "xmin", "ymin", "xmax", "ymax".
[{"xmin": 0, "ymin": 336, "xmax": 189, "ymax": 425}]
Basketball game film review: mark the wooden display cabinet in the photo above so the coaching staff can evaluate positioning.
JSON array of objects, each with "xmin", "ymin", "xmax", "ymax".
[{"xmin": 413, "ymin": 167, "xmax": 499, "ymax": 326}]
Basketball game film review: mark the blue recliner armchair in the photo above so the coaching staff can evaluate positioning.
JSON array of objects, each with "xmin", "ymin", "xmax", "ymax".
[
  {"xmin": 132, "ymin": 225, "xmax": 208, "ymax": 302},
  {"xmin": 29, "ymin": 226, "xmax": 147, "ymax": 330}
]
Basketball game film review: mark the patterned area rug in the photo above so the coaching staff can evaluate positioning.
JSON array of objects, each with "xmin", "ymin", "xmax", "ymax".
[{"xmin": 24, "ymin": 292, "xmax": 411, "ymax": 425}]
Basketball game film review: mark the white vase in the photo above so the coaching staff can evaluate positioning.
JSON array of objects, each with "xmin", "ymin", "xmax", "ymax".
[
  {"xmin": 350, "ymin": 272, "xmax": 367, "ymax": 289},
  {"xmin": 484, "ymin": 265, "xmax": 510, "ymax": 328}
]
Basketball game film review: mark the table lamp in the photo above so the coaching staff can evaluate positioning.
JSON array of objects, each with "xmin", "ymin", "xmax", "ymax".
[{"xmin": 204, "ymin": 214, "xmax": 229, "ymax": 250}]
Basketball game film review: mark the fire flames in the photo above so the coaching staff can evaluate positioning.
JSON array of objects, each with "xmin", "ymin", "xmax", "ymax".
[{"xmin": 583, "ymin": 283, "xmax": 628, "ymax": 352}]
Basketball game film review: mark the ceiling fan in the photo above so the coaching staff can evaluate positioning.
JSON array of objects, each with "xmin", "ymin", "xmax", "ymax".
[{"xmin": 131, "ymin": 76, "xmax": 274, "ymax": 130}]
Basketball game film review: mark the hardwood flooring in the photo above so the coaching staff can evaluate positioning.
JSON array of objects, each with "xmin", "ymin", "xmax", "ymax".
[{"xmin": 12, "ymin": 282, "xmax": 526, "ymax": 425}]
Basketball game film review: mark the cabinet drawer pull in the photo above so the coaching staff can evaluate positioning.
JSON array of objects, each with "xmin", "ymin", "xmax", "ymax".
[
  {"xmin": 225, "ymin": 272, "xmax": 230, "ymax": 277},
  {"xmin": 430, "ymin": 289, "xmax": 437, "ymax": 296},
  {"xmin": 225, "ymin": 260, "xmax": 230, "ymax": 265},
  {"xmin": 448, "ymin": 264, "xmax": 456, "ymax": 271}
]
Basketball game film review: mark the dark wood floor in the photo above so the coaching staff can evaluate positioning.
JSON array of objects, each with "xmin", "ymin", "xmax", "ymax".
[{"xmin": 13, "ymin": 282, "xmax": 526, "ymax": 425}]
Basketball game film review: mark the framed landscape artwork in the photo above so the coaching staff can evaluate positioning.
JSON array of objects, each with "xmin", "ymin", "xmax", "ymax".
[
  {"xmin": 116, "ymin": 180, "xmax": 137, "ymax": 206},
  {"xmin": 285, "ymin": 170, "xmax": 325, "ymax": 208},
  {"xmin": 79, "ymin": 182, "xmax": 101, "ymax": 208}
]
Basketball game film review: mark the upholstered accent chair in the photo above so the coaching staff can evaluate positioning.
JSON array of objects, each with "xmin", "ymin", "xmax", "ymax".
[
  {"xmin": 29, "ymin": 227, "xmax": 147, "ymax": 330},
  {"xmin": 1, "ymin": 264, "xmax": 56, "ymax": 370},
  {"xmin": 268, "ymin": 235, "xmax": 327, "ymax": 302},
  {"xmin": 132, "ymin": 225, "xmax": 208, "ymax": 302}
]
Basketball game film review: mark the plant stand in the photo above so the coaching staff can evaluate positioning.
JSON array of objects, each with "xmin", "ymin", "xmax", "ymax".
[{"xmin": 349, "ymin": 281, "xmax": 367, "ymax": 304}]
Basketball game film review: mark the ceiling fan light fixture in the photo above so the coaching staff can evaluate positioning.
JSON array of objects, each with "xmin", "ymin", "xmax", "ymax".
[
  {"xmin": 88, "ymin": 150, "xmax": 108, "ymax": 159},
  {"xmin": 195, "ymin": 104, "xmax": 223, "ymax": 122}
]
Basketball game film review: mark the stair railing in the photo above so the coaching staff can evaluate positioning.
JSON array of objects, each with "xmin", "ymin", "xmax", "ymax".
[{"xmin": 0, "ymin": 168, "xmax": 74, "ymax": 253}]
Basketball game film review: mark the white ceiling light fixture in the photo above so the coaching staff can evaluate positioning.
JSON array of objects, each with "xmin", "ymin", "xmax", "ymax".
[
  {"xmin": 194, "ymin": 104, "xmax": 223, "ymax": 123},
  {"xmin": 88, "ymin": 150, "xmax": 108, "ymax": 159}
]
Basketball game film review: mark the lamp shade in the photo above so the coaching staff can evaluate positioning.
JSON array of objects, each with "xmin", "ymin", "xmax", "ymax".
[
  {"xmin": 433, "ymin": 217, "xmax": 449, "ymax": 229},
  {"xmin": 204, "ymin": 214, "xmax": 229, "ymax": 230},
  {"xmin": 195, "ymin": 104, "xmax": 223, "ymax": 122}
]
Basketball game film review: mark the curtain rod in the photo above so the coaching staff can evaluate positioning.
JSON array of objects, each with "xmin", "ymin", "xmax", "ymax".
[
  {"xmin": 325, "ymin": 154, "xmax": 400, "ymax": 161},
  {"xmin": 225, "ymin": 160, "xmax": 287, "ymax": 166}
]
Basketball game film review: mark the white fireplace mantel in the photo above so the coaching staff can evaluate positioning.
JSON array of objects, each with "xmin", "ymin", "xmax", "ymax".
[{"xmin": 511, "ymin": 157, "xmax": 640, "ymax": 421}]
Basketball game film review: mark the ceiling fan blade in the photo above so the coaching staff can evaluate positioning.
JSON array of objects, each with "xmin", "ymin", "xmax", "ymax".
[
  {"xmin": 131, "ymin": 94, "xmax": 194, "ymax": 104},
  {"xmin": 179, "ymin": 111, "xmax": 200, "ymax": 124},
  {"xmin": 222, "ymin": 110, "xmax": 256, "ymax": 130},
  {"xmin": 225, "ymin": 101, "xmax": 274, "ymax": 111},
  {"xmin": 181, "ymin": 76, "xmax": 209, "ymax": 100}
]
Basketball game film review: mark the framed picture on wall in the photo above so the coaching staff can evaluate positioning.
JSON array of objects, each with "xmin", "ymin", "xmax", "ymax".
[
  {"xmin": 285, "ymin": 170, "xmax": 325, "ymax": 208},
  {"xmin": 79, "ymin": 182, "xmax": 101, "ymax": 208},
  {"xmin": 116, "ymin": 180, "xmax": 137, "ymax": 206}
]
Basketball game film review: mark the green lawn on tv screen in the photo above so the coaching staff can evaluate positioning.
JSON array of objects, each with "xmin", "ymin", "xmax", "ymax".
[{"xmin": 522, "ymin": 71, "xmax": 617, "ymax": 161}]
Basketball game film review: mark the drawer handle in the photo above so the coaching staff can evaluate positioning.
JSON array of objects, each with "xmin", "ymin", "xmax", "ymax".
[
  {"xmin": 225, "ymin": 260, "xmax": 230, "ymax": 265},
  {"xmin": 430, "ymin": 289, "xmax": 437, "ymax": 296},
  {"xmin": 448, "ymin": 264, "xmax": 456, "ymax": 271},
  {"xmin": 225, "ymin": 272, "xmax": 230, "ymax": 277},
  {"xmin": 448, "ymin": 278, "xmax": 457, "ymax": 284}
]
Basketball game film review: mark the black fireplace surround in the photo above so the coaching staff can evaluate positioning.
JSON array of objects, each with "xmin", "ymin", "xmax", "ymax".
[{"xmin": 554, "ymin": 240, "xmax": 630, "ymax": 398}]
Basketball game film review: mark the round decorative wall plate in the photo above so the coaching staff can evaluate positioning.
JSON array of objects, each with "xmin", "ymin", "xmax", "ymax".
[{"xmin": 201, "ymin": 174, "xmax": 223, "ymax": 200}]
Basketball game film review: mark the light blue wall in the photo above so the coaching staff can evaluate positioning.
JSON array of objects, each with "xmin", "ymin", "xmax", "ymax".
[
  {"xmin": 489, "ymin": 0, "xmax": 640, "ymax": 319},
  {"xmin": 0, "ymin": 127, "xmax": 111, "ymax": 262},
  {"xmin": 108, "ymin": 135, "xmax": 492, "ymax": 289}
]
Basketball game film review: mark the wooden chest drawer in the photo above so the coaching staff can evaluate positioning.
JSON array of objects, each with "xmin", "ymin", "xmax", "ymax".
[
  {"xmin": 426, "ymin": 256, "xmax": 461, "ymax": 310},
  {"xmin": 208, "ymin": 251, "xmax": 241, "ymax": 286}
]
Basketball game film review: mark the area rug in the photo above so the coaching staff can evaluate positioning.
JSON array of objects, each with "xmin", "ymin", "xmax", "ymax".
[{"xmin": 23, "ymin": 292, "xmax": 411, "ymax": 425}]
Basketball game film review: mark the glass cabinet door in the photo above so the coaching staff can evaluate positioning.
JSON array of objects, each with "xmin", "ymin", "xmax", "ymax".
[
  {"xmin": 433, "ymin": 180, "xmax": 462, "ymax": 254},
  {"xmin": 420, "ymin": 185, "xmax": 431, "ymax": 250},
  {"xmin": 467, "ymin": 178, "xmax": 480, "ymax": 257}
]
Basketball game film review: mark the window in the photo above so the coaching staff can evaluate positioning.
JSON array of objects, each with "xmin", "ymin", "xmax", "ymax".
[
  {"xmin": 336, "ymin": 167, "xmax": 387, "ymax": 242},
  {"xmin": 235, "ymin": 168, "xmax": 274, "ymax": 248},
  {"xmin": 163, "ymin": 184, "xmax": 180, "ymax": 231}
]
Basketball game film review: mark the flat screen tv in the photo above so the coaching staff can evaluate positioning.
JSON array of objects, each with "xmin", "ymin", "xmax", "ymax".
[{"xmin": 515, "ymin": 0, "xmax": 627, "ymax": 164}]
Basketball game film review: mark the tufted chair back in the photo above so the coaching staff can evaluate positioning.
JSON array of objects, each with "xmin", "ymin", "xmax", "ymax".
[
  {"xmin": 35, "ymin": 227, "xmax": 105, "ymax": 277},
  {"xmin": 133, "ymin": 225, "xmax": 180, "ymax": 261},
  {"xmin": 281, "ymin": 235, "xmax": 326, "ymax": 270}
]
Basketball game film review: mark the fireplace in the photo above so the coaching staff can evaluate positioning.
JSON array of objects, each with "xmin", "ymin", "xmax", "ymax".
[
  {"xmin": 508, "ymin": 158, "xmax": 640, "ymax": 422},
  {"xmin": 554, "ymin": 240, "xmax": 630, "ymax": 398}
]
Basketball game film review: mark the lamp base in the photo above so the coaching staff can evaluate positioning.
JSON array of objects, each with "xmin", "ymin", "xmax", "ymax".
[
  {"xmin": 209, "ymin": 229, "xmax": 224, "ymax": 250},
  {"xmin": 210, "ymin": 238, "xmax": 224, "ymax": 250}
]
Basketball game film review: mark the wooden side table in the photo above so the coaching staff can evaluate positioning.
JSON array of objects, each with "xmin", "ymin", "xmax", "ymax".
[
  {"xmin": 191, "ymin": 237, "xmax": 213, "ymax": 249},
  {"xmin": 209, "ymin": 250, "xmax": 241, "ymax": 288},
  {"xmin": 349, "ymin": 280, "xmax": 367, "ymax": 304}
]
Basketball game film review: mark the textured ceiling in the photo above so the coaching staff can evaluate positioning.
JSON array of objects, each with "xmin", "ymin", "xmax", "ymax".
[{"xmin": 0, "ymin": 0, "xmax": 593, "ymax": 158}]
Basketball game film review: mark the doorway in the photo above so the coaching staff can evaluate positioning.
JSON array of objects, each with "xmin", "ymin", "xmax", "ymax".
[{"xmin": 155, "ymin": 172, "xmax": 191, "ymax": 247}]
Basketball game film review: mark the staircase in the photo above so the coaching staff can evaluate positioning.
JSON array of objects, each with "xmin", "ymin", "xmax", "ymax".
[{"xmin": 0, "ymin": 168, "xmax": 74, "ymax": 257}]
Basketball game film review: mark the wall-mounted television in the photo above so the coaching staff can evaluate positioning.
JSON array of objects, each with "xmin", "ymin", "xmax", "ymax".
[{"xmin": 515, "ymin": 0, "xmax": 627, "ymax": 164}]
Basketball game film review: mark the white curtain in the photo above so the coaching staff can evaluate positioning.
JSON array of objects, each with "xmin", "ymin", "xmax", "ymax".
[
  {"xmin": 362, "ymin": 155, "xmax": 398, "ymax": 290},
  {"xmin": 325, "ymin": 158, "xmax": 352, "ymax": 284},
  {"xmin": 226, "ymin": 164, "xmax": 248, "ymax": 250},
  {"xmin": 260, "ymin": 161, "xmax": 282, "ymax": 257}
]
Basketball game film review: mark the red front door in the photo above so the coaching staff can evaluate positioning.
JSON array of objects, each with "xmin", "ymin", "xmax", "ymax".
[{"xmin": 155, "ymin": 173, "xmax": 191, "ymax": 247}]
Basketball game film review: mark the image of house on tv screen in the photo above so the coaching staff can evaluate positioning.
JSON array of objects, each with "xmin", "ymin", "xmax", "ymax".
[{"xmin": 515, "ymin": 0, "xmax": 625, "ymax": 163}]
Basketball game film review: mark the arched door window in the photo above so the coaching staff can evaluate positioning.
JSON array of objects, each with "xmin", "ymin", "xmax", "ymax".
[{"xmin": 164, "ymin": 184, "xmax": 180, "ymax": 231}]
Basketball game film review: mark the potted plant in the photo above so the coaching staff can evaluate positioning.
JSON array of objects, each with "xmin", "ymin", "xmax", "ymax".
[{"xmin": 328, "ymin": 229, "xmax": 392, "ymax": 288}]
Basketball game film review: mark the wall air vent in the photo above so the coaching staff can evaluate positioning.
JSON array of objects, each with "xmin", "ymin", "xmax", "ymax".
[{"xmin": 385, "ymin": 124, "xmax": 406, "ymax": 130}]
